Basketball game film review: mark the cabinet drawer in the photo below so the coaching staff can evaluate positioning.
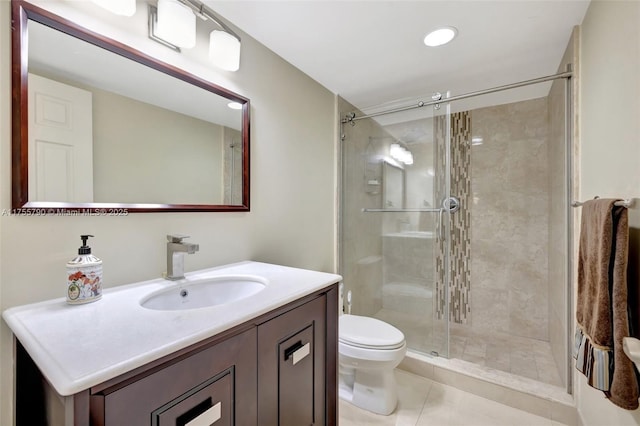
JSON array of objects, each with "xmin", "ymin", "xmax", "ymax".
[
  {"xmin": 153, "ymin": 371, "xmax": 231, "ymax": 426},
  {"xmin": 90, "ymin": 328, "xmax": 256, "ymax": 426}
]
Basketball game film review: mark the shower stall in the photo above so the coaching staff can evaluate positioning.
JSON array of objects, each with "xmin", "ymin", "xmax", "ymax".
[{"xmin": 338, "ymin": 71, "xmax": 573, "ymax": 394}]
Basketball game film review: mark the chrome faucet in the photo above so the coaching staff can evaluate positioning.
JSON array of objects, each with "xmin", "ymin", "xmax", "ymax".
[{"xmin": 165, "ymin": 234, "xmax": 199, "ymax": 280}]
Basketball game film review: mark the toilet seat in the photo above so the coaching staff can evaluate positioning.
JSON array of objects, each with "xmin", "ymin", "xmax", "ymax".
[{"xmin": 339, "ymin": 315, "xmax": 405, "ymax": 350}]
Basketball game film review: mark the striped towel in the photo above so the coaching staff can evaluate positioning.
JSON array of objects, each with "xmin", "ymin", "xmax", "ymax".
[
  {"xmin": 574, "ymin": 198, "xmax": 638, "ymax": 410},
  {"xmin": 574, "ymin": 326, "xmax": 612, "ymax": 390}
]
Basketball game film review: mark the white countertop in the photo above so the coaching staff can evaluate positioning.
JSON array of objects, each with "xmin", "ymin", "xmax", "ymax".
[{"xmin": 2, "ymin": 261, "xmax": 342, "ymax": 396}]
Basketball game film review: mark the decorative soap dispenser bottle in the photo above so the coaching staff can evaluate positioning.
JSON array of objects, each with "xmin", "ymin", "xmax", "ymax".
[{"xmin": 66, "ymin": 235, "xmax": 103, "ymax": 304}]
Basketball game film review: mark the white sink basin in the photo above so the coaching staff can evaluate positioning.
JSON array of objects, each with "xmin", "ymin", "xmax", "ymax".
[{"xmin": 140, "ymin": 275, "xmax": 268, "ymax": 311}]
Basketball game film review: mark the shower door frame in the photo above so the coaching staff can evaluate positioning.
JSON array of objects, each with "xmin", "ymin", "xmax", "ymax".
[{"xmin": 338, "ymin": 68, "xmax": 574, "ymax": 394}]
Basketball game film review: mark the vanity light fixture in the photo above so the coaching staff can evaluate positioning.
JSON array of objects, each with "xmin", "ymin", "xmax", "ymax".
[
  {"xmin": 148, "ymin": 0, "xmax": 242, "ymax": 72},
  {"xmin": 210, "ymin": 30, "xmax": 241, "ymax": 71},
  {"xmin": 154, "ymin": 0, "xmax": 196, "ymax": 48},
  {"xmin": 90, "ymin": 0, "xmax": 136, "ymax": 16},
  {"xmin": 424, "ymin": 26, "xmax": 458, "ymax": 47}
]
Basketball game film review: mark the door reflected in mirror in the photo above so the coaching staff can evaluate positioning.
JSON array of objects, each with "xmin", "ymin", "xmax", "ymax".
[{"xmin": 13, "ymin": 1, "xmax": 250, "ymax": 212}]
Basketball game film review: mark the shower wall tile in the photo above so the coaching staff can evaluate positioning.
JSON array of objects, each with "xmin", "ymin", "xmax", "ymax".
[
  {"xmin": 509, "ymin": 289, "xmax": 548, "ymax": 341},
  {"xmin": 383, "ymin": 234, "xmax": 434, "ymax": 285},
  {"xmin": 469, "ymin": 97, "xmax": 550, "ymax": 341},
  {"xmin": 471, "ymin": 239, "xmax": 513, "ymax": 291},
  {"xmin": 471, "ymin": 287, "xmax": 510, "ymax": 333}
]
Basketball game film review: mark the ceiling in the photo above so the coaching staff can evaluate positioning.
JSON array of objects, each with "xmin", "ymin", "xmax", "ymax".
[{"xmin": 207, "ymin": 1, "xmax": 590, "ymax": 114}]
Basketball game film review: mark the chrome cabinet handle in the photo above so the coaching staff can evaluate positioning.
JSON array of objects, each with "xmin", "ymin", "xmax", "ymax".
[
  {"xmin": 292, "ymin": 342, "xmax": 310, "ymax": 365},
  {"xmin": 185, "ymin": 402, "xmax": 221, "ymax": 426},
  {"xmin": 284, "ymin": 341, "xmax": 311, "ymax": 365}
]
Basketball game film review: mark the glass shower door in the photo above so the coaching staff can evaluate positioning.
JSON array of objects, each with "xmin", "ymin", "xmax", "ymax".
[{"xmin": 339, "ymin": 93, "xmax": 455, "ymax": 358}]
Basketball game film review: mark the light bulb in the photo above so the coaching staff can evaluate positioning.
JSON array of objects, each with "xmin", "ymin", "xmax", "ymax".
[
  {"xmin": 209, "ymin": 30, "xmax": 241, "ymax": 71},
  {"xmin": 156, "ymin": 0, "xmax": 196, "ymax": 49}
]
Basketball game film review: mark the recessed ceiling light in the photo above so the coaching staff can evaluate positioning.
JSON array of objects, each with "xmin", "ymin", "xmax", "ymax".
[
  {"xmin": 424, "ymin": 26, "xmax": 458, "ymax": 47},
  {"xmin": 228, "ymin": 102, "xmax": 243, "ymax": 110}
]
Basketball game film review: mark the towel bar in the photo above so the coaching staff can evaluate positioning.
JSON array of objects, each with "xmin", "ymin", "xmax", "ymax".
[{"xmin": 571, "ymin": 198, "xmax": 633, "ymax": 208}]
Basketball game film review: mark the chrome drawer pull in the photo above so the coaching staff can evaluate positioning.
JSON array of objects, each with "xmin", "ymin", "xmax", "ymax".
[
  {"xmin": 185, "ymin": 401, "xmax": 221, "ymax": 426},
  {"xmin": 284, "ymin": 340, "xmax": 311, "ymax": 365},
  {"xmin": 292, "ymin": 342, "xmax": 310, "ymax": 365}
]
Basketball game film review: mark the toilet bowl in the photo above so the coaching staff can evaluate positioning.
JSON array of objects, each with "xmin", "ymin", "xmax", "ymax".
[{"xmin": 338, "ymin": 314, "xmax": 407, "ymax": 415}]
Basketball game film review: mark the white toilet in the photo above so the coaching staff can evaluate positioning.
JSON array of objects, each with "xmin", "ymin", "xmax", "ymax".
[{"xmin": 338, "ymin": 314, "xmax": 407, "ymax": 415}]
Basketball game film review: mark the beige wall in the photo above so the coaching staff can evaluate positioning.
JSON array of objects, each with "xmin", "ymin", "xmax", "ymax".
[
  {"xmin": 577, "ymin": 0, "xmax": 640, "ymax": 424},
  {"xmin": 91, "ymin": 88, "xmax": 225, "ymax": 204},
  {"xmin": 0, "ymin": 1, "xmax": 337, "ymax": 424}
]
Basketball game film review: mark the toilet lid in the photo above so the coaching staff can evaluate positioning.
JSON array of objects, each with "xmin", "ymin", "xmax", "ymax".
[{"xmin": 339, "ymin": 315, "xmax": 405, "ymax": 350}]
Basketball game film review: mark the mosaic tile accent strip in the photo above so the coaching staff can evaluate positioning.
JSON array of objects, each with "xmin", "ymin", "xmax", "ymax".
[
  {"xmin": 435, "ymin": 111, "xmax": 472, "ymax": 323},
  {"xmin": 434, "ymin": 114, "xmax": 447, "ymax": 321}
]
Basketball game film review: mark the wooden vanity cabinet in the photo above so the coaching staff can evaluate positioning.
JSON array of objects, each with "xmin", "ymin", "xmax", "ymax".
[{"xmin": 15, "ymin": 284, "xmax": 338, "ymax": 426}]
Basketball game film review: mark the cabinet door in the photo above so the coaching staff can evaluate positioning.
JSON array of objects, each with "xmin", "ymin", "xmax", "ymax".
[
  {"xmin": 91, "ymin": 328, "xmax": 256, "ymax": 426},
  {"xmin": 279, "ymin": 325, "xmax": 315, "ymax": 425},
  {"xmin": 258, "ymin": 296, "xmax": 325, "ymax": 426}
]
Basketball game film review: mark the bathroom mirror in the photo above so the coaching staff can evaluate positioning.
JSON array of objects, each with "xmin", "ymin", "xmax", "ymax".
[{"xmin": 12, "ymin": 1, "xmax": 250, "ymax": 212}]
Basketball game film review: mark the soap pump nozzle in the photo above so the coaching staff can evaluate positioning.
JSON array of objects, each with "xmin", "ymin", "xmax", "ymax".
[{"xmin": 79, "ymin": 234, "xmax": 94, "ymax": 255}]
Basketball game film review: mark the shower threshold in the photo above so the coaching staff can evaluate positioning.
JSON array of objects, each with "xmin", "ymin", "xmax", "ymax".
[{"xmin": 399, "ymin": 351, "xmax": 576, "ymax": 424}]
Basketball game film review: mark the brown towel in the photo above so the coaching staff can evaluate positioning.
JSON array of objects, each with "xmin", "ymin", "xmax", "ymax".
[{"xmin": 576, "ymin": 198, "xmax": 638, "ymax": 409}]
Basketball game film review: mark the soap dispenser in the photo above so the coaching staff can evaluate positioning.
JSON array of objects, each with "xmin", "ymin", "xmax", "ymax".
[{"xmin": 66, "ymin": 235, "xmax": 103, "ymax": 304}]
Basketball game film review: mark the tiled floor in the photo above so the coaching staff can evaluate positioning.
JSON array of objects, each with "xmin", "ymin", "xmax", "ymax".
[
  {"xmin": 449, "ymin": 326, "xmax": 564, "ymax": 387},
  {"xmin": 339, "ymin": 369, "xmax": 568, "ymax": 426},
  {"xmin": 375, "ymin": 307, "xmax": 564, "ymax": 387}
]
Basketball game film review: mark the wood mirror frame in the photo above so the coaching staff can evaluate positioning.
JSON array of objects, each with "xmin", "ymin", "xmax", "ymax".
[{"xmin": 11, "ymin": 0, "xmax": 250, "ymax": 213}]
